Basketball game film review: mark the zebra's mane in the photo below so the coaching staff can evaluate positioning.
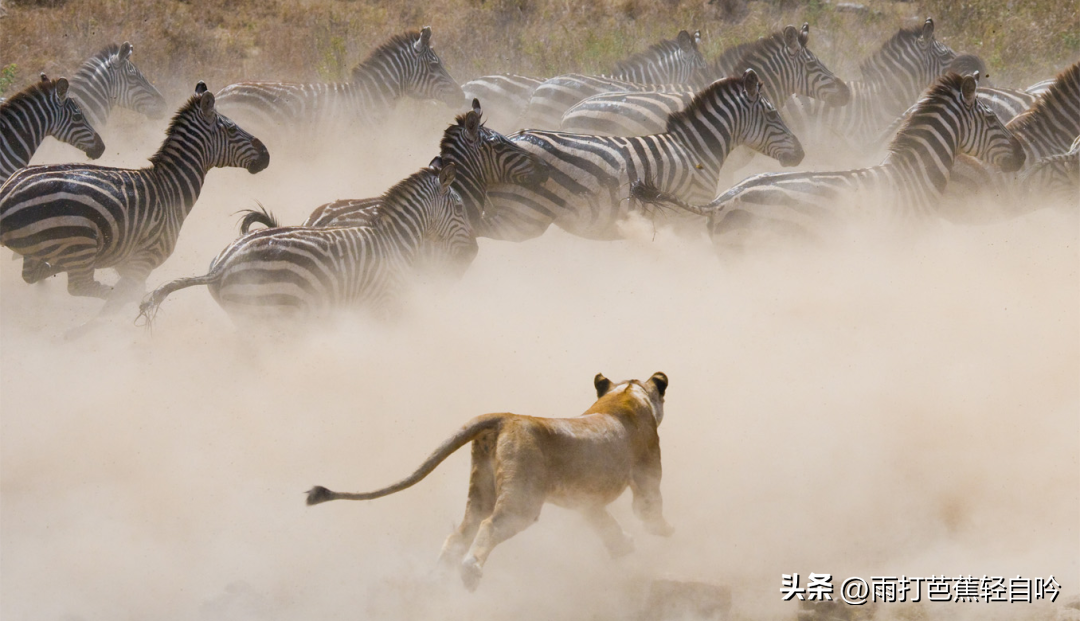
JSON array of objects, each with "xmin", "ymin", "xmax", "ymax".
[
  {"xmin": 613, "ymin": 34, "xmax": 697, "ymax": 76},
  {"xmin": 148, "ymin": 94, "xmax": 200, "ymax": 167},
  {"xmin": 380, "ymin": 165, "xmax": 439, "ymax": 215},
  {"xmin": 665, "ymin": 74, "xmax": 743, "ymax": 132},
  {"xmin": 887, "ymin": 72, "xmax": 967, "ymax": 156},
  {"xmin": 0, "ymin": 78, "xmax": 54, "ymax": 110},
  {"xmin": 351, "ymin": 31, "xmax": 423, "ymax": 82},
  {"xmin": 1007, "ymin": 61, "xmax": 1080, "ymax": 135}
]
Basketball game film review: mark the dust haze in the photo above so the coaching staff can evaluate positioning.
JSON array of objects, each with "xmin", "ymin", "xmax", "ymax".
[{"xmin": 2, "ymin": 93, "xmax": 1077, "ymax": 621}]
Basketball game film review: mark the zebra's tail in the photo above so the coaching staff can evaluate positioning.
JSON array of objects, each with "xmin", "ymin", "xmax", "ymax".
[
  {"xmin": 137, "ymin": 270, "xmax": 224, "ymax": 329},
  {"xmin": 236, "ymin": 202, "xmax": 279, "ymax": 235},
  {"xmin": 306, "ymin": 414, "xmax": 504, "ymax": 505},
  {"xmin": 629, "ymin": 178, "xmax": 709, "ymax": 216}
]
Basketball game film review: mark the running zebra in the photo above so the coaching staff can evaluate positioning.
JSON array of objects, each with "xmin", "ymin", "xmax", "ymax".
[
  {"xmin": 138, "ymin": 158, "xmax": 475, "ymax": 322},
  {"xmin": 561, "ymin": 23, "xmax": 850, "ymax": 136},
  {"xmin": 300, "ymin": 99, "xmax": 547, "ymax": 230},
  {"xmin": 68, "ymin": 42, "xmax": 168, "ymax": 127},
  {"xmin": 215, "ymin": 28, "xmax": 464, "ymax": 134},
  {"xmin": 482, "ymin": 69, "xmax": 804, "ymax": 241},
  {"xmin": 462, "ymin": 74, "xmax": 544, "ymax": 132},
  {"xmin": 632, "ymin": 73, "xmax": 1024, "ymax": 249},
  {"xmin": 0, "ymin": 82, "xmax": 269, "ymax": 311},
  {"xmin": 1, "ymin": 74, "xmax": 105, "ymax": 182},
  {"xmin": 518, "ymin": 30, "xmax": 708, "ymax": 129},
  {"xmin": 783, "ymin": 18, "xmax": 959, "ymax": 158}
]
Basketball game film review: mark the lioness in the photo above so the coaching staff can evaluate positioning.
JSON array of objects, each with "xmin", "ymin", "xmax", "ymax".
[{"xmin": 307, "ymin": 371, "xmax": 673, "ymax": 590}]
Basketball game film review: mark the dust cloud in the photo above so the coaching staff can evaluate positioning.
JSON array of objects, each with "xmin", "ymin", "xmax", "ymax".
[{"xmin": 1, "ymin": 98, "xmax": 1077, "ymax": 621}]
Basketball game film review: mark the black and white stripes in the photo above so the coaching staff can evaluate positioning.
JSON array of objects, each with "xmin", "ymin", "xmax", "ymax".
[
  {"xmin": 1, "ymin": 74, "xmax": 105, "ymax": 181},
  {"xmin": 215, "ymin": 28, "xmax": 464, "ymax": 133},
  {"xmin": 67, "ymin": 42, "xmax": 167, "ymax": 128},
  {"xmin": 635, "ymin": 73, "xmax": 1025, "ymax": 249},
  {"xmin": 483, "ymin": 69, "xmax": 804, "ymax": 241},
  {"xmin": 139, "ymin": 158, "xmax": 475, "ymax": 321},
  {"xmin": 0, "ymin": 82, "xmax": 269, "ymax": 309}
]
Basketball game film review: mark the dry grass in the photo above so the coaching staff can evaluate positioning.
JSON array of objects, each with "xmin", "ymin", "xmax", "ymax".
[{"xmin": 1, "ymin": 0, "xmax": 1076, "ymax": 100}]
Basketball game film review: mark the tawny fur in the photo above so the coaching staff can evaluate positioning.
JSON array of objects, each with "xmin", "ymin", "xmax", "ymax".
[{"xmin": 307, "ymin": 371, "xmax": 673, "ymax": 591}]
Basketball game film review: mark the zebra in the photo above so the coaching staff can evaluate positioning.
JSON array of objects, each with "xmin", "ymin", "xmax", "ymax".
[
  {"xmin": 783, "ymin": 18, "xmax": 960, "ymax": 158},
  {"xmin": 138, "ymin": 158, "xmax": 475, "ymax": 322},
  {"xmin": 300, "ymin": 99, "xmax": 547, "ymax": 231},
  {"xmin": 517, "ymin": 30, "xmax": 708, "ymax": 129},
  {"xmin": 1, "ymin": 74, "xmax": 105, "ymax": 182},
  {"xmin": 215, "ymin": 28, "xmax": 464, "ymax": 135},
  {"xmin": 68, "ymin": 42, "xmax": 168, "ymax": 128},
  {"xmin": 235, "ymin": 99, "xmax": 547, "ymax": 233},
  {"xmin": 462, "ymin": 74, "xmax": 545, "ymax": 132},
  {"xmin": 943, "ymin": 61, "xmax": 1080, "ymax": 210},
  {"xmin": 1019, "ymin": 136, "xmax": 1079, "ymax": 202},
  {"xmin": 0, "ymin": 82, "xmax": 269, "ymax": 312},
  {"xmin": 560, "ymin": 23, "xmax": 850, "ymax": 137},
  {"xmin": 481, "ymin": 69, "xmax": 804, "ymax": 241},
  {"xmin": 631, "ymin": 73, "xmax": 1024, "ymax": 250}
]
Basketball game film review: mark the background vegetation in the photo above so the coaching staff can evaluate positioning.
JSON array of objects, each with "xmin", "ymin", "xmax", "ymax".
[{"xmin": 1, "ymin": 0, "xmax": 1077, "ymax": 100}]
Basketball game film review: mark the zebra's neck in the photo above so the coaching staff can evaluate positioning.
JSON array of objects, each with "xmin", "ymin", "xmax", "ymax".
[
  {"xmin": 879, "ymin": 122, "xmax": 961, "ymax": 210},
  {"xmin": 375, "ymin": 175, "xmax": 443, "ymax": 261},
  {"xmin": 1, "ymin": 96, "xmax": 57, "ymax": 166},
  {"xmin": 665, "ymin": 105, "xmax": 740, "ymax": 179},
  {"xmin": 69, "ymin": 58, "xmax": 116, "ymax": 127},
  {"xmin": 147, "ymin": 125, "xmax": 217, "ymax": 216},
  {"xmin": 349, "ymin": 54, "xmax": 408, "ymax": 110}
]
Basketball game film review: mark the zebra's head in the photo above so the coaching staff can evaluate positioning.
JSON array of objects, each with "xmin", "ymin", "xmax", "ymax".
[
  {"xmin": 947, "ymin": 54, "xmax": 990, "ymax": 85},
  {"xmin": 951, "ymin": 74, "xmax": 1025, "ymax": 172},
  {"xmin": 416, "ymin": 157, "xmax": 478, "ymax": 277},
  {"xmin": 107, "ymin": 42, "xmax": 168, "ymax": 119},
  {"xmin": 403, "ymin": 27, "xmax": 466, "ymax": 108},
  {"xmin": 441, "ymin": 99, "xmax": 549, "ymax": 226},
  {"xmin": 782, "ymin": 24, "xmax": 851, "ymax": 108},
  {"xmin": 185, "ymin": 82, "xmax": 270, "ymax": 174},
  {"xmin": 734, "ymin": 69, "xmax": 805, "ymax": 167},
  {"xmin": 40, "ymin": 74, "xmax": 105, "ymax": 160},
  {"xmin": 860, "ymin": 18, "xmax": 957, "ymax": 113}
]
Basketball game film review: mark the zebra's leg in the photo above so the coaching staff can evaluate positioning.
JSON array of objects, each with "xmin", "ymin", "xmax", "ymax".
[
  {"xmin": 22, "ymin": 257, "xmax": 61, "ymax": 284},
  {"xmin": 65, "ymin": 266, "xmax": 112, "ymax": 299},
  {"xmin": 99, "ymin": 262, "xmax": 153, "ymax": 316},
  {"xmin": 438, "ymin": 434, "xmax": 496, "ymax": 571}
]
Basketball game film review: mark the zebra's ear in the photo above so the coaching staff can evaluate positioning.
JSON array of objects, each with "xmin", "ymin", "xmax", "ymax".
[
  {"xmin": 54, "ymin": 77, "xmax": 69, "ymax": 101},
  {"xmin": 195, "ymin": 81, "xmax": 208, "ymax": 95},
  {"xmin": 119, "ymin": 41, "xmax": 133, "ymax": 61},
  {"xmin": 199, "ymin": 91, "xmax": 217, "ymax": 120},
  {"xmin": 743, "ymin": 69, "xmax": 760, "ymax": 102},
  {"xmin": 40, "ymin": 72, "xmax": 50, "ymax": 83},
  {"xmin": 415, "ymin": 26, "xmax": 432, "ymax": 52},
  {"xmin": 438, "ymin": 161, "xmax": 456, "ymax": 191},
  {"xmin": 798, "ymin": 22, "xmax": 810, "ymax": 47},
  {"xmin": 594, "ymin": 373, "xmax": 613, "ymax": 398},
  {"xmin": 465, "ymin": 109, "xmax": 481, "ymax": 141},
  {"xmin": 921, "ymin": 17, "xmax": 935, "ymax": 41},
  {"xmin": 960, "ymin": 75, "xmax": 978, "ymax": 107},
  {"xmin": 429, "ymin": 155, "xmax": 444, "ymax": 171},
  {"xmin": 472, "ymin": 98, "xmax": 482, "ymax": 117},
  {"xmin": 693, "ymin": 30, "xmax": 702, "ymax": 47},
  {"xmin": 677, "ymin": 30, "xmax": 696, "ymax": 53},
  {"xmin": 783, "ymin": 25, "xmax": 800, "ymax": 53}
]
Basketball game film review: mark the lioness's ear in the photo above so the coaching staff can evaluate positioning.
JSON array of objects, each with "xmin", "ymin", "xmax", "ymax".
[
  {"xmin": 650, "ymin": 372, "xmax": 668, "ymax": 397},
  {"xmin": 594, "ymin": 373, "xmax": 612, "ymax": 398}
]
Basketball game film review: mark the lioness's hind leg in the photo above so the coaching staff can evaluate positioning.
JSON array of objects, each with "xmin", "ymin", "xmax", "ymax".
[
  {"xmin": 461, "ymin": 493, "xmax": 544, "ymax": 591},
  {"xmin": 438, "ymin": 436, "xmax": 496, "ymax": 569},
  {"xmin": 584, "ymin": 506, "xmax": 635, "ymax": 558}
]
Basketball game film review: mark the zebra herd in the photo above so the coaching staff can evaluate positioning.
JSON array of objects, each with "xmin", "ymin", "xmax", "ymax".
[{"xmin": 0, "ymin": 20, "xmax": 1077, "ymax": 325}]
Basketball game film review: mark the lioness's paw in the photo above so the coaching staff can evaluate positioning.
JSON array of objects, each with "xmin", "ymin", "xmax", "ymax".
[
  {"xmin": 461, "ymin": 556, "xmax": 483, "ymax": 592},
  {"xmin": 647, "ymin": 521, "xmax": 675, "ymax": 537},
  {"xmin": 609, "ymin": 534, "xmax": 635, "ymax": 558}
]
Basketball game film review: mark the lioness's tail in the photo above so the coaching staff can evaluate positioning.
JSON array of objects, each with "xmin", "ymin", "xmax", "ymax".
[{"xmin": 306, "ymin": 414, "xmax": 503, "ymax": 505}]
